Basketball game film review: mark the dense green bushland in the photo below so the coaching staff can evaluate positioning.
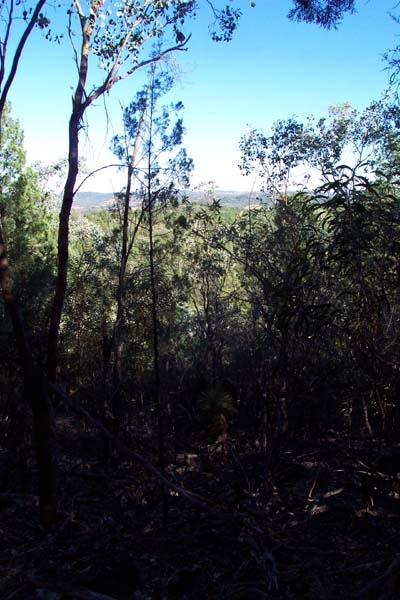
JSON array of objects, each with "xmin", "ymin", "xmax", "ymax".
[{"xmin": 2, "ymin": 124, "xmax": 400, "ymax": 452}]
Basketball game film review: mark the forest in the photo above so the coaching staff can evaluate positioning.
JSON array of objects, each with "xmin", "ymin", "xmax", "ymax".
[{"xmin": 2, "ymin": 1, "xmax": 400, "ymax": 599}]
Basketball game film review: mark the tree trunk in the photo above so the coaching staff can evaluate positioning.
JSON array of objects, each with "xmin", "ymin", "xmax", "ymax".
[
  {"xmin": 111, "ymin": 106, "xmax": 146, "ymax": 418},
  {"xmin": 148, "ymin": 192, "xmax": 168, "ymax": 524},
  {"xmin": 112, "ymin": 164, "xmax": 133, "ymax": 420},
  {"xmin": 47, "ymin": 111, "xmax": 80, "ymax": 381}
]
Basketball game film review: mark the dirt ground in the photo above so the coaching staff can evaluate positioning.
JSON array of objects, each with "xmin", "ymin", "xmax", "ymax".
[{"xmin": 1, "ymin": 422, "xmax": 399, "ymax": 599}]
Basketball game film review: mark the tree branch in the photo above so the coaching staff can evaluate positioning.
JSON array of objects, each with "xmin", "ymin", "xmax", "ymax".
[
  {"xmin": 82, "ymin": 36, "xmax": 191, "ymax": 111},
  {"xmin": 73, "ymin": 163, "xmax": 125, "ymax": 195},
  {"xmin": 0, "ymin": 0, "xmax": 14, "ymax": 88},
  {"xmin": 0, "ymin": 0, "xmax": 47, "ymax": 117}
]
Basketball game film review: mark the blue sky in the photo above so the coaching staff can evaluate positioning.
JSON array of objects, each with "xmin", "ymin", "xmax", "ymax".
[{"xmin": 7, "ymin": 0, "xmax": 400, "ymax": 192}]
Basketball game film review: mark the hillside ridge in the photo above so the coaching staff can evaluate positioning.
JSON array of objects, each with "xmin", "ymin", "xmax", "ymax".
[{"xmin": 74, "ymin": 190, "xmax": 263, "ymax": 211}]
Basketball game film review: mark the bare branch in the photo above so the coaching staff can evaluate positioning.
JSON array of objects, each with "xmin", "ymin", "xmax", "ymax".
[
  {"xmin": 0, "ymin": 0, "xmax": 47, "ymax": 117},
  {"xmin": 0, "ymin": 0, "xmax": 14, "ymax": 87},
  {"xmin": 68, "ymin": 9, "xmax": 81, "ymax": 76},
  {"xmin": 73, "ymin": 163, "xmax": 125, "ymax": 195},
  {"xmin": 83, "ymin": 36, "xmax": 191, "ymax": 111}
]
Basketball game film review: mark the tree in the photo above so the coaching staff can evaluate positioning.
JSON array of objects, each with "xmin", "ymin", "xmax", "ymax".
[
  {"xmin": 239, "ymin": 97, "xmax": 400, "ymax": 201},
  {"xmin": 109, "ymin": 89, "xmax": 148, "ymax": 421},
  {"xmin": 47, "ymin": 0, "xmax": 252, "ymax": 381},
  {"xmin": 240, "ymin": 118, "xmax": 316, "ymax": 202},
  {"xmin": 0, "ymin": 105, "xmax": 56, "ymax": 524},
  {"xmin": 310, "ymin": 168, "xmax": 400, "ymax": 435},
  {"xmin": 134, "ymin": 64, "xmax": 192, "ymax": 521},
  {"xmin": 0, "ymin": 107, "xmax": 55, "ymax": 303}
]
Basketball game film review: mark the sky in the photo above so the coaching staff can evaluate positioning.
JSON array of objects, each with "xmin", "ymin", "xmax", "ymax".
[{"xmin": 6, "ymin": 0, "xmax": 400, "ymax": 194}]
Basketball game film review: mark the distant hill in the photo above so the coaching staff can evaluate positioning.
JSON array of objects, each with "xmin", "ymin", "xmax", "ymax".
[
  {"xmin": 74, "ymin": 190, "xmax": 265, "ymax": 211},
  {"xmin": 73, "ymin": 192, "xmax": 116, "ymax": 211},
  {"xmin": 185, "ymin": 190, "xmax": 263, "ymax": 207}
]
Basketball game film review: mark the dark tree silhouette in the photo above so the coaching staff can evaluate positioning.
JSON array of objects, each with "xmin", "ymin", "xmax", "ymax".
[{"xmin": 288, "ymin": 0, "xmax": 355, "ymax": 28}]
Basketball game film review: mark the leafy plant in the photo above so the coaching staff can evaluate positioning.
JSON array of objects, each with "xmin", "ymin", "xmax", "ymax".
[{"xmin": 197, "ymin": 386, "xmax": 237, "ymax": 425}]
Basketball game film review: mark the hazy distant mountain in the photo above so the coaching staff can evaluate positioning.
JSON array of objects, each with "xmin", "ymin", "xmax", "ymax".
[
  {"xmin": 74, "ymin": 190, "xmax": 264, "ymax": 211},
  {"xmin": 73, "ymin": 192, "xmax": 116, "ymax": 211},
  {"xmin": 185, "ymin": 190, "xmax": 263, "ymax": 207}
]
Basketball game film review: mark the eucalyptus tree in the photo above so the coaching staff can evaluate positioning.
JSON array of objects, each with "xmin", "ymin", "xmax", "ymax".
[{"xmin": 240, "ymin": 98, "xmax": 400, "ymax": 201}]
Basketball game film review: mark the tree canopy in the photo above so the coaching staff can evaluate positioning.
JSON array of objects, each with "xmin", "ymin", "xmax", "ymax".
[{"xmin": 288, "ymin": 0, "xmax": 355, "ymax": 28}]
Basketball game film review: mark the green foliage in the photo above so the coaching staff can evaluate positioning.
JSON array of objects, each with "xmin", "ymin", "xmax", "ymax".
[
  {"xmin": 197, "ymin": 386, "xmax": 237, "ymax": 424},
  {"xmin": 240, "ymin": 97, "xmax": 400, "ymax": 199},
  {"xmin": 0, "ymin": 104, "xmax": 25, "ymax": 192},
  {"xmin": 3, "ymin": 140, "xmax": 400, "ymax": 440},
  {"xmin": 0, "ymin": 105, "xmax": 55, "ymax": 311}
]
